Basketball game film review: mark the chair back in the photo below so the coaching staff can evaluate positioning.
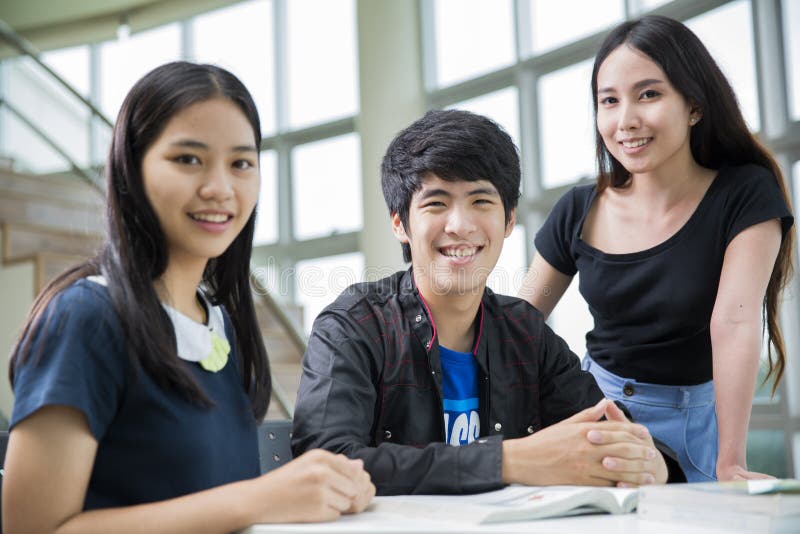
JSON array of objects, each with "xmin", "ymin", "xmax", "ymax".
[{"xmin": 257, "ymin": 420, "xmax": 293, "ymax": 473}]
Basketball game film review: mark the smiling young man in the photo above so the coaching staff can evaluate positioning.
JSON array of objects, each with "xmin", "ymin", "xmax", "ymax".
[{"xmin": 292, "ymin": 110, "xmax": 683, "ymax": 495}]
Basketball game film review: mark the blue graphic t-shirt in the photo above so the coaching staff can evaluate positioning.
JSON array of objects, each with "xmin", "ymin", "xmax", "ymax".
[{"xmin": 440, "ymin": 345, "xmax": 480, "ymax": 446}]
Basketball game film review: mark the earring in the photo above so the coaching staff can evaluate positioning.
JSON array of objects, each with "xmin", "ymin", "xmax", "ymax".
[{"xmin": 689, "ymin": 117, "xmax": 698, "ymax": 125}]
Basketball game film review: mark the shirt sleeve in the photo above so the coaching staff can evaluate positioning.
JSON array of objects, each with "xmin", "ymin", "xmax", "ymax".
[
  {"xmin": 291, "ymin": 308, "xmax": 503, "ymax": 496},
  {"xmin": 534, "ymin": 187, "xmax": 582, "ymax": 276},
  {"xmin": 724, "ymin": 165, "xmax": 794, "ymax": 246},
  {"xmin": 10, "ymin": 282, "xmax": 127, "ymax": 440},
  {"xmin": 535, "ymin": 321, "xmax": 604, "ymax": 427}
]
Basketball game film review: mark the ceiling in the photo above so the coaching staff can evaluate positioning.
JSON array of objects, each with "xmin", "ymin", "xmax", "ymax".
[{"xmin": 0, "ymin": 0, "xmax": 240, "ymax": 54}]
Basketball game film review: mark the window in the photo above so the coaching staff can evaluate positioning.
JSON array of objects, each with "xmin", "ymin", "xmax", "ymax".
[
  {"xmin": 287, "ymin": 0, "xmax": 358, "ymax": 129},
  {"xmin": 687, "ymin": 0, "xmax": 760, "ymax": 131},
  {"xmin": 486, "ymin": 225, "xmax": 527, "ymax": 296},
  {"xmin": 255, "ymin": 150, "xmax": 278, "ymax": 245},
  {"xmin": 783, "ymin": 0, "xmax": 800, "ymax": 121},
  {"xmin": 0, "ymin": 108, "xmax": 69, "ymax": 173},
  {"xmin": 548, "ymin": 274, "xmax": 594, "ymax": 358},
  {"xmin": 526, "ymin": 0, "xmax": 624, "ymax": 55},
  {"xmin": 432, "ymin": 0, "xmax": 515, "ymax": 87},
  {"xmin": 295, "ymin": 252, "xmax": 364, "ymax": 332},
  {"xmin": 292, "ymin": 133, "xmax": 362, "ymax": 240},
  {"xmin": 3, "ymin": 50, "xmax": 91, "ymax": 170},
  {"xmin": 193, "ymin": 0, "xmax": 276, "ymax": 134},
  {"xmin": 747, "ymin": 430, "xmax": 789, "ymax": 478},
  {"xmin": 638, "ymin": 0, "xmax": 671, "ymax": 11},
  {"xmin": 100, "ymin": 24, "xmax": 182, "ymax": 119},
  {"xmin": 448, "ymin": 87, "xmax": 520, "ymax": 148},
  {"xmin": 42, "ymin": 45, "xmax": 90, "ymax": 97},
  {"xmin": 538, "ymin": 59, "xmax": 595, "ymax": 189}
]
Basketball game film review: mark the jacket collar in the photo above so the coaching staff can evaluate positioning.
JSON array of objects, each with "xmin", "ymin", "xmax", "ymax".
[{"xmin": 398, "ymin": 268, "xmax": 487, "ymax": 357}]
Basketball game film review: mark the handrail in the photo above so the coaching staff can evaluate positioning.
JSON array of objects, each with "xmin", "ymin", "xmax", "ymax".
[
  {"xmin": 0, "ymin": 98, "xmax": 104, "ymax": 193},
  {"xmin": 251, "ymin": 272, "xmax": 308, "ymax": 420},
  {"xmin": 250, "ymin": 273, "xmax": 308, "ymax": 356},
  {"xmin": 0, "ymin": 18, "xmax": 114, "ymax": 129},
  {"xmin": 269, "ymin": 372, "xmax": 295, "ymax": 420}
]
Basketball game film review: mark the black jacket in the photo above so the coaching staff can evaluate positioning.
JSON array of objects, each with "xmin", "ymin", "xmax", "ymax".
[{"xmin": 292, "ymin": 269, "xmax": 683, "ymax": 494}]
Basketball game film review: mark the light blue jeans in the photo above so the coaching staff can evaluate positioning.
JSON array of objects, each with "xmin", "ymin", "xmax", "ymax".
[{"xmin": 582, "ymin": 354, "xmax": 718, "ymax": 482}]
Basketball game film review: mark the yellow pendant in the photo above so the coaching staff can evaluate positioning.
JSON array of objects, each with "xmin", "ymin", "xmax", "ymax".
[{"xmin": 199, "ymin": 330, "xmax": 230, "ymax": 372}]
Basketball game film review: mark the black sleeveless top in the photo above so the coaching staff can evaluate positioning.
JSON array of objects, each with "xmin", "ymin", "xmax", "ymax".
[{"xmin": 535, "ymin": 164, "xmax": 793, "ymax": 385}]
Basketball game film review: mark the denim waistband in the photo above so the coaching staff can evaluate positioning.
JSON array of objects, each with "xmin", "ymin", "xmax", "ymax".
[{"xmin": 583, "ymin": 354, "xmax": 714, "ymax": 409}]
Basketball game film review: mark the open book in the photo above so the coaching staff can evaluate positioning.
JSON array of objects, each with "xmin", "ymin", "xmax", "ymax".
[{"xmin": 373, "ymin": 485, "xmax": 638, "ymax": 524}]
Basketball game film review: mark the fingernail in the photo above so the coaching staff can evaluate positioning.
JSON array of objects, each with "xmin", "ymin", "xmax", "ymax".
[
  {"xmin": 638, "ymin": 426, "xmax": 648, "ymax": 438},
  {"xmin": 587, "ymin": 430, "xmax": 602, "ymax": 443},
  {"xmin": 618, "ymin": 482, "xmax": 630, "ymax": 488},
  {"xmin": 644, "ymin": 474, "xmax": 655, "ymax": 484},
  {"xmin": 647, "ymin": 448, "xmax": 657, "ymax": 459},
  {"xmin": 603, "ymin": 457, "xmax": 616, "ymax": 468}
]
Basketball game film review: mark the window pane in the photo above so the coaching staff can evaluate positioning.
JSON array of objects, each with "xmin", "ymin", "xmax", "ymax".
[
  {"xmin": 528, "ymin": 0, "xmax": 624, "ymax": 55},
  {"xmin": 747, "ymin": 430, "xmax": 788, "ymax": 478},
  {"xmin": 433, "ymin": 0, "xmax": 515, "ymax": 87},
  {"xmin": 292, "ymin": 133, "xmax": 362, "ymax": 240},
  {"xmin": 254, "ymin": 150, "xmax": 278, "ymax": 245},
  {"xmin": 4, "ymin": 56, "xmax": 90, "ymax": 169},
  {"xmin": 549, "ymin": 273, "xmax": 594, "ymax": 358},
  {"xmin": 100, "ymin": 24, "xmax": 182, "ymax": 119},
  {"xmin": 755, "ymin": 336, "xmax": 782, "ymax": 402},
  {"xmin": 638, "ymin": 0, "xmax": 670, "ymax": 11},
  {"xmin": 295, "ymin": 252, "xmax": 364, "ymax": 332},
  {"xmin": 687, "ymin": 0, "xmax": 760, "ymax": 131},
  {"xmin": 795, "ymin": 160, "xmax": 800, "ymax": 197},
  {"xmin": 784, "ymin": 0, "xmax": 800, "ymax": 120},
  {"xmin": 538, "ymin": 60, "xmax": 595, "ymax": 189},
  {"xmin": 41, "ymin": 45, "xmax": 90, "ymax": 97},
  {"xmin": 794, "ymin": 433, "xmax": 800, "ymax": 478},
  {"xmin": 447, "ymin": 87, "xmax": 520, "ymax": 148},
  {"xmin": 487, "ymin": 225, "xmax": 527, "ymax": 296},
  {"xmin": 0, "ymin": 107, "xmax": 72, "ymax": 173},
  {"xmin": 194, "ymin": 0, "xmax": 276, "ymax": 135},
  {"xmin": 287, "ymin": 0, "xmax": 358, "ymax": 128}
]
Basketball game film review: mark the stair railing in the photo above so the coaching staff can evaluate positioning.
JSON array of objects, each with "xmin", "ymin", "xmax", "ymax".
[
  {"xmin": 0, "ymin": 98, "xmax": 104, "ymax": 192},
  {"xmin": 0, "ymin": 18, "xmax": 113, "ymax": 130}
]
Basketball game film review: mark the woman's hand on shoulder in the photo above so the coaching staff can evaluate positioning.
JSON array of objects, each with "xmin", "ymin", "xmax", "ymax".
[{"xmin": 249, "ymin": 448, "xmax": 375, "ymax": 523}]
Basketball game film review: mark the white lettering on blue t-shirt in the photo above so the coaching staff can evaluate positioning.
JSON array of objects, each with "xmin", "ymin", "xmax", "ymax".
[{"xmin": 439, "ymin": 345, "xmax": 480, "ymax": 446}]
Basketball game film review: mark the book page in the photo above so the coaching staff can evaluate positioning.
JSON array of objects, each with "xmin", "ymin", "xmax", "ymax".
[{"xmin": 372, "ymin": 485, "xmax": 639, "ymax": 524}]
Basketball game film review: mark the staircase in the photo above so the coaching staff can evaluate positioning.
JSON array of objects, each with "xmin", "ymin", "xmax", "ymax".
[
  {"xmin": 0, "ymin": 165, "xmax": 304, "ymax": 422},
  {"xmin": 255, "ymin": 299, "xmax": 304, "ymax": 420}
]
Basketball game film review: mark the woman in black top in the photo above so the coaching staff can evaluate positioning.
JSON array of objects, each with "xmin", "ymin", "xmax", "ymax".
[{"xmin": 521, "ymin": 16, "xmax": 793, "ymax": 483}]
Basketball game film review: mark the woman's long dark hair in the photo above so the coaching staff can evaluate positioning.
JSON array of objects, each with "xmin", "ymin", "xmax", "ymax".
[
  {"xmin": 591, "ymin": 16, "xmax": 794, "ymax": 395},
  {"xmin": 10, "ymin": 61, "xmax": 271, "ymax": 419}
]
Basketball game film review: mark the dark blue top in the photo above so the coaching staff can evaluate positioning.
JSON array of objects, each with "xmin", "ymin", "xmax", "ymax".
[
  {"xmin": 10, "ymin": 279, "xmax": 260, "ymax": 509},
  {"xmin": 439, "ymin": 346, "xmax": 479, "ymax": 446},
  {"xmin": 535, "ymin": 164, "xmax": 794, "ymax": 385}
]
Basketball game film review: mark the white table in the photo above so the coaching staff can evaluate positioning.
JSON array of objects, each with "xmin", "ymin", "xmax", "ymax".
[{"xmin": 241, "ymin": 500, "xmax": 734, "ymax": 534}]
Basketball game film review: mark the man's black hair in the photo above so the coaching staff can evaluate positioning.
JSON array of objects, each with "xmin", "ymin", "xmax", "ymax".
[{"xmin": 381, "ymin": 109, "xmax": 521, "ymax": 262}]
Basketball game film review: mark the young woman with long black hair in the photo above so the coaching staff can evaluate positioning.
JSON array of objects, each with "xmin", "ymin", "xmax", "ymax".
[
  {"xmin": 521, "ymin": 15, "xmax": 794, "ymax": 483},
  {"xmin": 4, "ymin": 61, "xmax": 373, "ymax": 533}
]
